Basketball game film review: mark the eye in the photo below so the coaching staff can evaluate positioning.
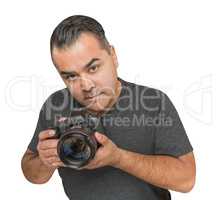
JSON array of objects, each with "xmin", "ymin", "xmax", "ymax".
[
  {"xmin": 88, "ymin": 65, "xmax": 99, "ymax": 73},
  {"xmin": 64, "ymin": 74, "xmax": 77, "ymax": 81}
]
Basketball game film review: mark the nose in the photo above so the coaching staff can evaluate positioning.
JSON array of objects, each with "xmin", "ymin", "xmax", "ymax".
[{"xmin": 79, "ymin": 76, "xmax": 94, "ymax": 92}]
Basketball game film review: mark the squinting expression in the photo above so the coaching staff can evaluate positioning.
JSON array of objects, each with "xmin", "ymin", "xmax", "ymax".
[{"xmin": 51, "ymin": 33, "xmax": 121, "ymax": 114}]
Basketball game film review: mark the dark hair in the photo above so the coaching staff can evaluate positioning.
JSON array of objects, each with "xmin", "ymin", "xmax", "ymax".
[{"xmin": 50, "ymin": 15, "xmax": 110, "ymax": 54}]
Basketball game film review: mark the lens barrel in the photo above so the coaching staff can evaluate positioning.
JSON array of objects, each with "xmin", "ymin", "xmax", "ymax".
[{"xmin": 57, "ymin": 127, "xmax": 98, "ymax": 168}]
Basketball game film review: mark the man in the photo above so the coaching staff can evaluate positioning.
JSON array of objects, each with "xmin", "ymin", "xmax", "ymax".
[{"xmin": 21, "ymin": 15, "xmax": 196, "ymax": 200}]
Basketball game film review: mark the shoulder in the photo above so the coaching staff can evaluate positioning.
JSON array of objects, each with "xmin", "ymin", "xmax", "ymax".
[
  {"xmin": 42, "ymin": 88, "xmax": 70, "ymax": 108},
  {"xmin": 46, "ymin": 88, "xmax": 69, "ymax": 105},
  {"xmin": 121, "ymin": 78, "xmax": 167, "ymax": 101},
  {"xmin": 120, "ymin": 78, "xmax": 169, "ymax": 114},
  {"xmin": 38, "ymin": 88, "xmax": 77, "ymax": 123},
  {"xmin": 40, "ymin": 88, "xmax": 75, "ymax": 117}
]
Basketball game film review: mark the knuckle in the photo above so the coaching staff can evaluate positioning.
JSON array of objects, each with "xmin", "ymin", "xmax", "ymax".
[
  {"xmin": 44, "ymin": 161, "xmax": 50, "ymax": 167},
  {"xmin": 54, "ymin": 149, "xmax": 58, "ymax": 156},
  {"xmin": 39, "ymin": 131, "xmax": 45, "ymax": 138},
  {"xmin": 48, "ymin": 157, "xmax": 55, "ymax": 163},
  {"xmin": 37, "ymin": 143, "xmax": 41, "ymax": 151},
  {"xmin": 49, "ymin": 149, "xmax": 57, "ymax": 157}
]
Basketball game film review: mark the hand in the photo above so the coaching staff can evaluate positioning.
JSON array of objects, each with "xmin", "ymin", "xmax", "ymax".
[
  {"xmin": 37, "ymin": 129, "xmax": 65, "ymax": 169},
  {"xmin": 80, "ymin": 132, "xmax": 122, "ymax": 170}
]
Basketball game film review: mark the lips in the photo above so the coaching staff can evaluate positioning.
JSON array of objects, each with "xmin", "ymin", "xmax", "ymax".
[
  {"xmin": 85, "ymin": 96, "xmax": 97, "ymax": 100},
  {"xmin": 84, "ymin": 93, "xmax": 101, "ymax": 100}
]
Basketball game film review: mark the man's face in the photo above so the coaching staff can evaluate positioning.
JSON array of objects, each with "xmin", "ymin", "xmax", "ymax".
[{"xmin": 52, "ymin": 33, "xmax": 120, "ymax": 113}]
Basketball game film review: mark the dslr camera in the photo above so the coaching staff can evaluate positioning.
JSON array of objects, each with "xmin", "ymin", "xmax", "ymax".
[{"xmin": 52, "ymin": 110, "xmax": 102, "ymax": 169}]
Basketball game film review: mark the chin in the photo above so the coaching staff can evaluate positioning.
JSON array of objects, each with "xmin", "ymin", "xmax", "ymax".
[
  {"xmin": 86, "ymin": 103, "xmax": 107, "ymax": 112},
  {"xmin": 85, "ymin": 98, "xmax": 111, "ymax": 113}
]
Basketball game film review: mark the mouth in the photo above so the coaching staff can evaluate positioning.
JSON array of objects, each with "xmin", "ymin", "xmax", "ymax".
[{"xmin": 84, "ymin": 93, "xmax": 102, "ymax": 100}]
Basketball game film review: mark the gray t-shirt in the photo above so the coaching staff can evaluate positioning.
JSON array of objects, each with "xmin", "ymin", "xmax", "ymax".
[{"xmin": 28, "ymin": 78, "xmax": 193, "ymax": 200}]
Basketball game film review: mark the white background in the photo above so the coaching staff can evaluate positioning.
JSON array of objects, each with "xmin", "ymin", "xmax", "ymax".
[{"xmin": 0, "ymin": 0, "xmax": 216, "ymax": 199}]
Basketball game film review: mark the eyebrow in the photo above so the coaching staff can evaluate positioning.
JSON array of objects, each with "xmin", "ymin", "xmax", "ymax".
[{"xmin": 60, "ymin": 58, "xmax": 100, "ymax": 75}]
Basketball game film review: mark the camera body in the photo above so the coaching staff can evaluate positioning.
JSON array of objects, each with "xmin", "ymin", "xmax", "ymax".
[{"xmin": 53, "ymin": 110, "xmax": 101, "ymax": 169}]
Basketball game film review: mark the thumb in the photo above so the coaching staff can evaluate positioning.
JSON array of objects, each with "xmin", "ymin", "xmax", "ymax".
[{"xmin": 95, "ymin": 132, "xmax": 108, "ymax": 145}]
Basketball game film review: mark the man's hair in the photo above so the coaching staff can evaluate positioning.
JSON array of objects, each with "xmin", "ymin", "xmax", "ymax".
[{"xmin": 50, "ymin": 15, "xmax": 110, "ymax": 54}]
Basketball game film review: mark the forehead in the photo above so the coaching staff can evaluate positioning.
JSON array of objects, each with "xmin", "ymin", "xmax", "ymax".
[{"xmin": 52, "ymin": 33, "xmax": 108, "ymax": 70}]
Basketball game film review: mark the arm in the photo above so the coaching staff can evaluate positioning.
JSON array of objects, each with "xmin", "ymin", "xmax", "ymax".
[
  {"xmin": 21, "ymin": 149, "xmax": 56, "ymax": 184},
  {"xmin": 82, "ymin": 132, "xmax": 196, "ymax": 193},
  {"xmin": 114, "ymin": 149, "xmax": 196, "ymax": 193},
  {"xmin": 21, "ymin": 130, "xmax": 64, "ymax": 184}
]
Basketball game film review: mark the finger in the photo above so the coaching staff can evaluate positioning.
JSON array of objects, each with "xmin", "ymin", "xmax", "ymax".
[
  {"xmin": 80, "ymin": 164, "xmax": 92, "ymax": 170},
  {"xmin": 79, "ymin": 162, "xmax": 92, "ymax": 170},
  {"xmin": 47, "ymin": 156, "xmax": 62, "ymax": 164},
  {"xmin": 82, "ymin": 159, "xmax": 99, "ymax": 169},
  {"xmin": 76, "ymin": 167, "xmax": 85, "ymax": 170},
  {"xmin": 95, "ymin": 132, "xmax": 109, "ymax": 146},
  {"xmin": 39, "ymin": 139, "xmax": 58, "ymax": 150},
  {"xmin": 52, "ymin": 161, "xmax": 65, "ymax": 168},
  {"xmin": 41, "ymin": 148, "xmax": 58, "ymax": 158},
  {"xmin": 84, "ymin": 163, "xmax": 100, "ymax": 170},
  {"xmin": 39, "ymin": 129, "xmax": 56, "ymax": 141}
]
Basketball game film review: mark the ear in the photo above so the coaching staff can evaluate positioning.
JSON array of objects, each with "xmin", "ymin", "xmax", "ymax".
[{"xmin": 110, "ymin": 45, "xmax": 119, "ymax": 68}]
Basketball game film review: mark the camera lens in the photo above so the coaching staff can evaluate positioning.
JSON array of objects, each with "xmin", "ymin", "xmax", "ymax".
[
  {"xmin": 62, "ymin": 136, "xmax": 91, "ymax": 161},
  {"xmin": 57, "ymin": 130, "xmax": 98, "ymax": 168},
  {"xmin": 56, "ymin": 123, "xmax": 99, "ymax": 168}
]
